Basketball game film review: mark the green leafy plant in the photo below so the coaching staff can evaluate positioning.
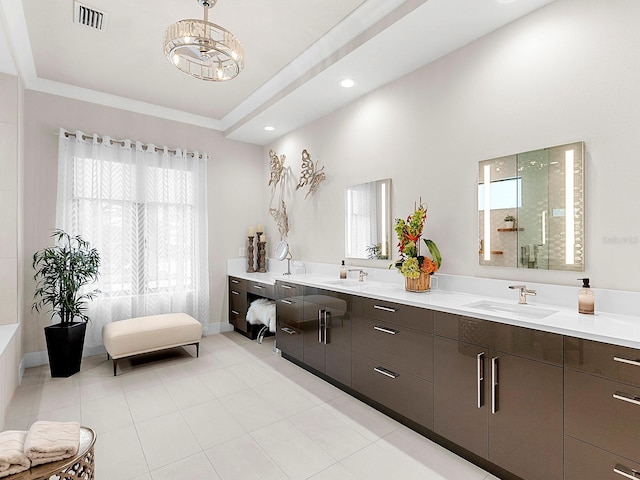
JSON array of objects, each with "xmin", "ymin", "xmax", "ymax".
[
  {"xmin": 365, "ymin": 243, "xmax": 389, "ymax": 260},
  {"xmin": 32, "ymin": 229, "xmax": 101, "ymax": 324},
  {"xmin": 504, "ymin": 215, "xmax": 516, "ymax": 222},
  {"xmin": 391, "ymin": 202, "xmax": 442, "ymax": 279}
]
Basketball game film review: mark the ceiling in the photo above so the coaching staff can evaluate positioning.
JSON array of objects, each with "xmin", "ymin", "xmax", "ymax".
[{"xmin": 0, "ymin": 0, "xmax": 556, "ymax": 145}]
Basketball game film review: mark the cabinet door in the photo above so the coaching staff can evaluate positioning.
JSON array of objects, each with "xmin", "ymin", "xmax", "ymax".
[
  {"xmin": 302, "ymin": 288, "xmax": 350, "ymax": 377},
  {"xmin": 433, "ymin": 336, "xmax": 488, "ymax": 458},
  {"xmin": 488, "ymin": 351, "xmax": 563, "ymax": 480}
]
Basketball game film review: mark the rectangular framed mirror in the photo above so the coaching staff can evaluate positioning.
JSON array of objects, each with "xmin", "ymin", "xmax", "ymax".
[
  {"xmin": 478, "ymin": 141, "xmax": 584, "ymax": 271},
  {"xmin": 345, "ymin": 178, "xmax": 391, "ymax": 260}
]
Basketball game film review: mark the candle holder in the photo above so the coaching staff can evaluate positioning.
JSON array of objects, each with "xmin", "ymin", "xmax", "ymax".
[
  {"xmin": 247, "ymin": 236, "xmax": 256, "ymax": 273},
  {"xmin": 257, "ymin": 241, "xmax": 267, "ymax": 273},
  {"xmin": 256, "ymin": 231, "xmax": 265, "ymax": 272}
]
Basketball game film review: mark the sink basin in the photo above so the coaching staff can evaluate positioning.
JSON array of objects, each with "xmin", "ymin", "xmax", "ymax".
[
  {"xmin": 322, "ymin": 279, "xmax": 362, "ymax": 287},
  {"xmin": 465, "ymin": 300, "xmax": 557, "ymax": 319}
]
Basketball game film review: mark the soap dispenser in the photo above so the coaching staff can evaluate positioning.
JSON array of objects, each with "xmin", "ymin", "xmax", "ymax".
[
  {"xmin": 340, "ymin": 260, "xmax": 347, "ymax": 279},
  {"xmin": 578, "ymin": 278, "xmax": 595, "ymax": 315}
]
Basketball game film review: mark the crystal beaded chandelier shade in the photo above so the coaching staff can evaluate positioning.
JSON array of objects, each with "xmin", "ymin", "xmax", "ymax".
[{"xmin": 163, "ymin": 0, "xmax": 245, "ymax": 82}]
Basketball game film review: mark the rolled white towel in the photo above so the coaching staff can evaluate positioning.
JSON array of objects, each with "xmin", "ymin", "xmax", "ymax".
[
  {"xmin": 246, "ymin": 298, "xmax": 276, "ymax": 332},
  {"xmin": 0, "ymin": 430, "xmax": 30, "ymax": 478},
  {"xmin": 24, "ymin": 421, "xmax": 80, "ymax": 466}
]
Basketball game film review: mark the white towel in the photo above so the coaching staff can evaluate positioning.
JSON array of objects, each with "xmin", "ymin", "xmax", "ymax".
[
  {"xmin": 24, "ymin": 421, "xmax": 80, "ymax": 466},
  {"xmin": 0, "ymin": 430, "xmax": 30, "ymax": 478},
  {"xmin": 246, "ymin": 298, "xmax": 276, "ymax": 333},
  {"xmin": 527, "ymin": 244, "xmax": 536, "ymax": 262}
]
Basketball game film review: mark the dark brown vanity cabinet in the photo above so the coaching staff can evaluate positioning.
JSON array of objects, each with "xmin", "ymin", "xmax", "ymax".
[
  {"xmin": 433, "ymin": 312, "xmax": 563, "ymax": 480},
  {"xmin": 351, "ymin": 296, "xmax": 434, "ymax": 429},
  {"xmin": 228, "ymin": 277, "xmax": 248, "ymax": 333},
  {"xmin": 228, "ymin": 276, "xmax": 275, "ymax": 338},
  {"xmin": 564, "ymin": 337, "xmax": 640, "ymax": 479},
  {"xmin": 275, "ymin": 280, "xmax": 304, "ymax": 362},
  {"xmin": 302, "ymin": 287, "xmax": 352, "ymax": 386}
]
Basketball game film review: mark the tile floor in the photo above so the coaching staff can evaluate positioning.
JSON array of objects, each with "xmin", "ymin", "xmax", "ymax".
[{"xmin": 5, "ymin": 332, "xmax": 500, "ymax": 480}]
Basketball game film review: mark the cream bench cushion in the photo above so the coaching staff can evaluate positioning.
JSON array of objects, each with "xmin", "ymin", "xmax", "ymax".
[{"xmin": 102, "ymin": 313, "xmax": 202, "ymax": 375}]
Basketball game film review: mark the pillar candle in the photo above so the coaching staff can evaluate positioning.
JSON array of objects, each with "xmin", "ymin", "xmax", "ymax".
[
  {"xmin": 257, "ymin": 224, "xmax": 263, "ymax": 232},
  {"xmin": 248, "ymin": 226, "xmax": 254, "ymax": 236}
]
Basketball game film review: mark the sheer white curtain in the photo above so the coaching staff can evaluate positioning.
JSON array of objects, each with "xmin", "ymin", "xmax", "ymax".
[{"xmin": 56, "ymin": 128, "xmax": 209, "ymax": 347}]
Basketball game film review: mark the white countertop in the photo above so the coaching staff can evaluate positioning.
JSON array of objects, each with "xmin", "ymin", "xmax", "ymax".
[{"xmin": 228, "ymin": 267, "xmax": 640, "ymax": 350}]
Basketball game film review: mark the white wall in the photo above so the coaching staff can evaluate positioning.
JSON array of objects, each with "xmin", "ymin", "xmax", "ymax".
[
  {"xmin": 22, "ymin": 91, "xmax": 264, "ymax": 354},
  {"xmin": 0, "ymin": 73, "xmax": 19, "ymax": 326},
  {"xmin": 264, "ymin": 0, "xmax": 640, "ymax": 292}
]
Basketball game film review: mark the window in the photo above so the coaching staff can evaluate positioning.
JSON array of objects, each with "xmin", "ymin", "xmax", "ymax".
[{"xmin": 57, "ymin": 129, "xmax": 209, "ymax": 346}]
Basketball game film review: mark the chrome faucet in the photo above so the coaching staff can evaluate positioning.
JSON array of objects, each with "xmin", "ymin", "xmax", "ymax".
[
  {"xmin": 509, "ymin": 285, "xmax": 537, "ymax": 304},
  {"xmin": 349, "ymin": 269, "xmax": 368, "ymax": 282}
]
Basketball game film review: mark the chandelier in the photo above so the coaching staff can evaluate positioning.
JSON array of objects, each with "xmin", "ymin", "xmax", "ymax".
[{"xmin": 163, "ymin": 0, "xmax": 244, "ymax": 82}]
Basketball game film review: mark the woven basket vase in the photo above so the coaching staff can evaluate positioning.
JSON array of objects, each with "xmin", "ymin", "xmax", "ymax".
[{"xmin": 404, "ymin": 272, "xmax": 431, "ymax": 292}]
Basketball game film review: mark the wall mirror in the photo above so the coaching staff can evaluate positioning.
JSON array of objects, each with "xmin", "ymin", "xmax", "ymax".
[
  {"xmin": 478, "ymin": 141, "xmax": 584, "ymax": 271},
  {"xmin": 345, "ymin": 178, "xmax": 391, "ymax": 260}
]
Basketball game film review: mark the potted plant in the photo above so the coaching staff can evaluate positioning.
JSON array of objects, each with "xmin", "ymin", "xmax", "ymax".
[
  {"xmin": 504, "ymin": 215, "xmax": 516, "ymax": 229},
  {"xmin": 391, "ymin": 201, "xmax": 442, "ymax": 292},
  {"xmin": 32, "ymin": 229, "xmax": 100, "ymax": 377}
]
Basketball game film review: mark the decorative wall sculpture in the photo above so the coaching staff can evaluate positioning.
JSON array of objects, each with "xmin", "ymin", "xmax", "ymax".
[{"xmin": 296, "ymin": 149, "xmax": 326, "ymax": 200}]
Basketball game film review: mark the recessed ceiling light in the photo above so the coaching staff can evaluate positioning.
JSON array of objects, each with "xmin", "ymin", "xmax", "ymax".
[
  {"xmin": 264, "ymin": 126, "xmax": 275, "ymax": 132},
  {"xmin": 339, "ymin": 79, "xmax": 356, "ymax": 88}
]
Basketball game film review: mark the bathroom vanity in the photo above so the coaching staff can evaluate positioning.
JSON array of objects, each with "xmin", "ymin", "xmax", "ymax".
[{"xmin": 228, "ymin": 271, "xmax": 640, "ymax": 480}]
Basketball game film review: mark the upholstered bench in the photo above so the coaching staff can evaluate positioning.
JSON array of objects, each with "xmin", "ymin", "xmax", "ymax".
[{"xmin": 102, "ymin": 313, "xmax": 202, "ymax": 376}]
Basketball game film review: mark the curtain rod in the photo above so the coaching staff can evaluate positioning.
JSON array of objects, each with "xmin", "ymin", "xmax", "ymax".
[{"xmin": 63, "ymin": 131, "xmax": 205, "ymax": 159}]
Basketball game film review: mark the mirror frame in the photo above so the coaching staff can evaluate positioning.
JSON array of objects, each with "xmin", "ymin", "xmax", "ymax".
[
  {"xmin": 345, "ymin": 178, "xmax": 392, "ymax": 260},
  {"xmin": 478, "ymin": 141, "xmax": 585, "ymax": 271}
]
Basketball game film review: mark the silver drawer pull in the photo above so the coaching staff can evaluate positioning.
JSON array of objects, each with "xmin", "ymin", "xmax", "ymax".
[
  {"xmin": 374, "ymin": 367, "xmax": 399, "ymax": 379},
  {"xmin": 491, "ymin": 357, "xmax": 499, "ymax": 414},
  {"xmin": 231, "ymin": 291, "xmax": 240, "ymax": 296},
  {"xmin": 373, "ymin": 305, "xmax": 397, "ymax": 313},
  {"xmin": 253, "ymin": 285, "xmax": 264, "ymax": 289},
  {"xmin": 231, "ymin": 310, "xmax": 240, "ymax": 315},
  {"xmin": 477, "ymin": 352, "xmax": 485, "ymax": 409},
  {"xmin": 280, "ymin": 299, "xmax": 293, "ymax": 305},
  {"xmin": 614, "ymin": 464, "xmax": 640, "ymax": 479},
  {"xmin": 281, "ymin": 285, "xmax": 293, "ymax": 290},
  {"xmin": 374, "ymin": 326, "xmax": 398, "ymax": 335},
  {"xmin": 231, "ymin": 279, "xmax": 240, "ymax": 284},
  {"xmin": 614, "ymin": 357, "xmax": 640, "ymax": 368},
  {"xmin": 613, "ymin": 391, "xmax": 640, "ymax": 406},
  {"xmin": 280, "ymin": 327, "xmax": 296, "ymax": 335}
]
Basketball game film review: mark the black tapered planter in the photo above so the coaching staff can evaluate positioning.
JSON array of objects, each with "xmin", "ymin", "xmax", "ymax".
[{"xmin": 44, "ymin": 322, "xmax": 87, "ymax": 377}]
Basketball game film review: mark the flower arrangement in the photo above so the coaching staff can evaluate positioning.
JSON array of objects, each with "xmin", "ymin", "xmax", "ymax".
[{"xmin": 392, "ymin": 201, "xmax": 442, "ymax": 279}]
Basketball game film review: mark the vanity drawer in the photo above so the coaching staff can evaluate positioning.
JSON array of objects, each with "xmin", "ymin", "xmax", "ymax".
[
  {"xmin": 565, "ymin": 337, "xmax": 640, "ymax": 387},
  {"xmin": 247, "ymin": 282, "xmax": 275, "ymax": 299},
  {"xmin": 565, "ymin": 368, "xmax": 640, "ymax": 462},
  {"xmin": 434, "ymin": 311, "xmax": 562, "ymax": 365},
  {"xmin": 229, "ymin": 288, "xmax": 247, "ymax": 312},
  {"xmin": 276, "ymin": 281, "xmax": 302, "ymax": 298},
  {"xmin": 352, "ymin": 316, "xmax": 433, "ymax": 381},
  {"xmin": 565, "ymin": 435, "xmax": 640, "ymax": 480},
  {"xmin": 352, "ymin": 352, "xmax": 433, "ymax": 429},
  {"xmin": 352, "ymin": 296, "xmax": 432, "ymax": 333},
  {"xmin": 276, "ymin": 319, "xmax": 303, "ymax": 361},
  {"xmin": 228, "ymin": 276, "xmax": 246, "ymax": 290},
  {"xmin": 276, "ymin": 296, "xmax": 304, "ymax": 327}
]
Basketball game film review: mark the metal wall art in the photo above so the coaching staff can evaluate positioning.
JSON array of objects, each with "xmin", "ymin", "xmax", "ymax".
[
  {"xmin": 268, "ymin": 149, "xmax": 285, "ymax": 187},
  {"xmin": 296, "ymin": 149, "xmax": 326, "ymax": 200},
  {"xmin": 269, "ymin": 200, "xmax": 289, "ymax": 239}
]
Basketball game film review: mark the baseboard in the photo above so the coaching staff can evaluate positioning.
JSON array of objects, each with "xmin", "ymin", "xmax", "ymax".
[{"xmin": 205, "ymin": 322, "xmax": 234, "ymax": 335}]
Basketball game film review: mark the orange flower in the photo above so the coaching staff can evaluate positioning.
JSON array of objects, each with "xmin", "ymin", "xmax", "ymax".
[{"xmin": 420, "ymin": 257, "xmax": 438, "ymax": 274}]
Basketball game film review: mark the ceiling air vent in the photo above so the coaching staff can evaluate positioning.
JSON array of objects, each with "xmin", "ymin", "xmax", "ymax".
[{"xmin": 74, "ymin": 2, "xmax": 108, "ymax": 32}]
